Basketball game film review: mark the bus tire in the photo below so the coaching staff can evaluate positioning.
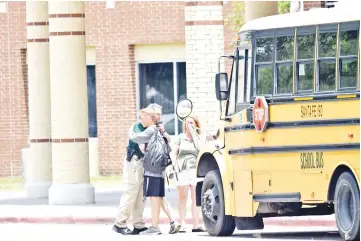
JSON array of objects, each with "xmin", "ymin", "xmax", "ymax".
[
  {"xmin": 201, "ymin": 170, "xmax": 235, "ymax": 236},
  {"xmin": 334, "ymin": 171, "xmax": 360, "ymax": 241}
]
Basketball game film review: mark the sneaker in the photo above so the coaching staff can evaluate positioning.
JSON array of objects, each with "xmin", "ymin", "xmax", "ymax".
[
  {"xmin": 139, "ymin": 226, "xmax": 161, "ymax": 235},
  {"xmin": 169, "ymin": 221, "xmax": 181, "ymax": 234},
  {"xmin": 112, "ymin": 225, "xmax": 133, "ymax": 235},
  {"xmin": 132, "ymin": 227, "xmax": 148, "ymax": 235}
]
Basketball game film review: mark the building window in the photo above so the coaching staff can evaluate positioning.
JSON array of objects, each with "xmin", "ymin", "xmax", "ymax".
[
  {"xmin": 87, "ymin": 65, "xmax": 97, "ymax": 138},
  {"xmin": 325, "ymin": 1, "xmax": 337, "ymax": 8},
  {"xmin": 138, "ymin": 61, "xmax": 187, "ymax": 136}
]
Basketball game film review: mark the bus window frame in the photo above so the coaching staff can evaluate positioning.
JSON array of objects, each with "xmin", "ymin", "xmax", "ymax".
[
  {"xmin": 235, "ymin": 46, "xmax": 252, "ymax": 105},
  {"xmin": 295, "ymin": 26, "xmax": 317, "ymax": 95},
  {"xmin": 316, "ymin": 23, "xmax": 338, "ymax": 93},
  {"xmin": 249, "ymin": 21, "xmax": 360, "ymax": 103},
  {"xmin": 254, "ymin": 30, "xmax": 275, "ymax": 97},
  {"xmin": 337, "ymin": 21, "xmax": 360, "ymax": 92},
  {"xmin": 275, "ymin": 28, "xmax": 295, "ymax": 96}
]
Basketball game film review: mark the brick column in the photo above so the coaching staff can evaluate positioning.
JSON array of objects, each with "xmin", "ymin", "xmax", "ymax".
[
  {"xmin": 25, "ymin": 1, "xmax": 52, "ymax": 198},
  {"xmin": 185, "ymin": 1, "xmax": 225, "ymax": 134},
  {"xmin": 48, "ymin": 1, "xmax": 94, "ymax": 204},
  {"xmin": 245, "ymin": 1, "xmax": 278, "ymax": 22}
]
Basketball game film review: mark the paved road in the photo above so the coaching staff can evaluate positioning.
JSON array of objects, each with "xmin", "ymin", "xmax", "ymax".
[{"xmin": 0, "ymin": 224, "xmax": 341, "ymax": 241}]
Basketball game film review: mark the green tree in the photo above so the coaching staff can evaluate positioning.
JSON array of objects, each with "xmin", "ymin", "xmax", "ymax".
[{"xmin": 278, "ymin": 1, "xmax": 291, "ymax": 14}]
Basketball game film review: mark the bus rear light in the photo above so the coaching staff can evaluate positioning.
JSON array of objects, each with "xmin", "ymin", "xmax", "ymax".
[{"xmin": 348, "ymin": 134, "xmax": 354, "ymax": 138}]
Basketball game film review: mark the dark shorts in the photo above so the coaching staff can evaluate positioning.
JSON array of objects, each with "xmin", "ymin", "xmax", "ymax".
[{"xmin": 143, "ymin": 176, "xmax": 165, "ymax": 197}]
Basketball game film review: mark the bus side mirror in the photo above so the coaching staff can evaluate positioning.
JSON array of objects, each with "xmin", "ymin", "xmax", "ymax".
[{"xmin": 215, "ymin": 73, "xmax": 229, "ymax": 101}]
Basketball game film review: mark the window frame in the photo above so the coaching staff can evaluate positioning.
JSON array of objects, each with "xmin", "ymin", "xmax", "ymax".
[
  {"xmin": 136, "ymin": 59, "xmax": 186, "ymax": 136},
  {"xmin": 337, "ymin": 21, "xmax": 360, "ymax": 91},
  {"xmin": 275, "ymin": 28, "xmax": 295, "ymax": 96},
  {"xmin": 254, "ymin": 31, "xmax": 276, "ymax": 97},
  {"xmin": 295, "ymin": 26, "xmax": 316, "ymax": 94},
  {"xmin": 316, "ymin": 23, "xmax": 338, "ymax": 93},
  {"xmin": 250, "ymin": 21, "xmax": 360, "ymax": 102},
  {"xmin": 86, "ymin": 64, "xmax": 98, "ymax": 138}
]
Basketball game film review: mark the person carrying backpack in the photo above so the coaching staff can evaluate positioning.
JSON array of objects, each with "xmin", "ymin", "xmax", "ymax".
[{"xmin": 129, "ymin": 106, "xmax": 176, "ymax": 235}]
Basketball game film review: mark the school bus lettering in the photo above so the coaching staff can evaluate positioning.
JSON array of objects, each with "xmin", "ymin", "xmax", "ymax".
[
  {"xmin": 300, "ymin": 152, "xmax": 324, "ymax": 169},
  {"xmin": 300, "ymin": 104, "xmax": 323, "ymax": 118}
]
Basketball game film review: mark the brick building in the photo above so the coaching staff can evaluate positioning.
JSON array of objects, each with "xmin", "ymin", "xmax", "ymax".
[{"xmin": 0, "ymin": 1, "xmax": 333, "ymax": 178}]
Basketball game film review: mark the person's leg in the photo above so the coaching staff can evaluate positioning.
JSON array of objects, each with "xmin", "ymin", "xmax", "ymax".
[
  {"xmin": 177, "ymin": 185, "xmax": 189, "ymax": 229},
  {"xmin": 161, "ymin": 198, "xmax": 181, "ymax": 234},
  {"xmin": 161, "ymin": 198, "xmax": 173, "ymax": 222},
  {"xmin": 140, "ymin": 176, "xmax": 162, "ymax": 235},
  {"xmin": 190, "ymin": 184, "xmax": 205, "ymax": 232},
  {"xmin": 151, "ymin": 196, "xmax": 161, "ymax": 227},
  {"xmin": 190, "ymin": 185, "xmax": 200, "ymax": 229},
  {"xmin": 113, "ymin": 157, "xmax": 139, "ymax": 234},
  {"xmin": 131, "ymin": 159, "xmax": 147, "ymax": 234}
]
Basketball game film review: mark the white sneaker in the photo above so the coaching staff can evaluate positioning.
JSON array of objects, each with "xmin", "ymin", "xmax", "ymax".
[
  {"xmin": 169, "ymin": 221, "xmax": 181, "ymax": 234},
  {"xmin": 139, "ymin": 226, "xmax": 161, "ymax": 235}
]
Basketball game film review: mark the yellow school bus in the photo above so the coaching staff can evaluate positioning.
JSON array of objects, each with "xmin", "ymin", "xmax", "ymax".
[{"xmin": 194, "ymin": 6, "xmax": 360, "ymax": 241}]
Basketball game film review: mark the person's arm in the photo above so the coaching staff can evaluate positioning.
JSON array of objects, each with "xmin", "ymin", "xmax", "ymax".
[
  {"xmin": 162, "ymin": 131, "xmax": 171, "ymax": 143},
  {"xmin": 158, "ymin": 123, "xmax": 171, "ymax": 143},
  {"xmin": 129, "ymin": 126, "xmax": 156, "ymax": 144}
]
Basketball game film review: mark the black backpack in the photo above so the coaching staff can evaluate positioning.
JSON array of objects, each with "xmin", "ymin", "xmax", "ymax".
[{"xmin": 142, "ymin": 129, "xmax": 172, "ymax": 174}]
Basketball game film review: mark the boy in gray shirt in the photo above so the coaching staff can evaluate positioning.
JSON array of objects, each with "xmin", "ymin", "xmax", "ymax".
[{"xmin": 129, "ymin": 107, "xmax": 180, "ymax": 235}]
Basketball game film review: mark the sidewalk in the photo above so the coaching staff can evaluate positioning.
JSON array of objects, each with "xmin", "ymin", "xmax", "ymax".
[{"xmin": 0, "ymin": 188, "xmax": 337, "ymax": 228}]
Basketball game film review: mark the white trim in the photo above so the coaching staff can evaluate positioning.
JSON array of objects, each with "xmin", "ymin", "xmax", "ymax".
[
  {"xmin": 86, "ymin": 63, "xmax": 95, "ymax": 66},
  {"xmin": 173, "ymin": 62, "xmax": 178, "ymax": 135},
  {"xmin": 136, "ymin": 59, "xmax": 186, "ymax": 64},
  {"xmin": 240, "ymin": 6, "xmax": 360, "ymax": 34},
  {"xmin": 135, "ymin": 62, "xmax": 140, "ymax": 120}
]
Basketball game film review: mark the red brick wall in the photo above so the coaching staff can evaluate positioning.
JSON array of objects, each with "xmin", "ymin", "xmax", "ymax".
[
  {"xmin": 0, "ymin": 1, "xmax": 185, "ymax": 177},
  {"xmin": 84, "ymin": 1, "xmax": 185, "ymax": 175},
  {"xmin": 303, "ymin": 1, "xmax": 325, "ymax": 10},
  {"xmin": 0, "ymin": 2, "xmax": 28, "ymax": 177}
]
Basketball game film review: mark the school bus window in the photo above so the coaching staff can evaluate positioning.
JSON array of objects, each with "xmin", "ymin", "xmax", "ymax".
[
  {"xmin": 339, "ymin": 22, "xmax": 359, "ymax": 89},
  {"xmin": 318, "ymin": 25, "xmax": 337, "ymax": 92},
  {"xmin": 256, "ymin": 65, "xmax": 273, "ymax": 95},
  {"xmin": 296, "ymin": 27, "xmax": 315, "ymax": 92},
  {"xmin": 255, "ymin": 36, "xmax": 274, "ymax": 95},
  {"xmin": 276, "ymin": 33, "xmax": 294, "ymax": 94}
]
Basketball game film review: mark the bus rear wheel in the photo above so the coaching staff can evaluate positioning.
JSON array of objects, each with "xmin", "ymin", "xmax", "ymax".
[
  {"xmin": 334, "ymin": 172, "xmax": 360, "ymax": 241},
  {"xmin": 201, "ymin": 170, "xmax": 235, "ymax": 236}
]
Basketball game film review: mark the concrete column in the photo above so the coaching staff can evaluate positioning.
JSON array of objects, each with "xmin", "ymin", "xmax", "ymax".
[
  {"xmin": 245, "ymin": 1, "xmax": 278, "ymax": 22},
  {"xmin": 185, "ymin": 1, "xmax": 225, "ymax": 135},
  {"xmin": 25, "ymin": 1, "xmax": 52, "ymax": 198},
  {"xmin": 48, "ymin": 1, "xmax": 94, "ymax": 205}
]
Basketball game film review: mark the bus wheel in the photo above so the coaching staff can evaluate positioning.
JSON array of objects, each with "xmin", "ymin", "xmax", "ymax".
[
  {"xmin": 201, "ymin": 170, "xmax": 235, "ymax": 236},
  {"xmin": 334, "ymin": 172, "xmax": 360, "ymax": 241}
]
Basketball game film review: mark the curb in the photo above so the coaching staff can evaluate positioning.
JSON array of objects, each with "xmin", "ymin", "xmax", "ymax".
[{"xmin": 0, "ymin": 216, "xmax": 337, "ymax": 228}]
